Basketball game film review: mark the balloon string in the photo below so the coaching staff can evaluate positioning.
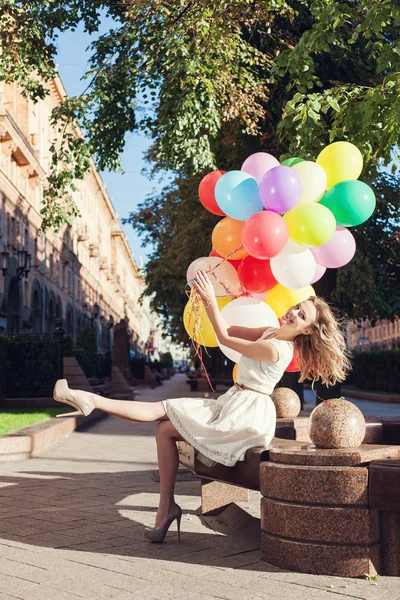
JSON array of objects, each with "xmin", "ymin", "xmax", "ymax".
[{"xmin": 185, "ymin": 244, "xmax": 247, "ymax": 392}]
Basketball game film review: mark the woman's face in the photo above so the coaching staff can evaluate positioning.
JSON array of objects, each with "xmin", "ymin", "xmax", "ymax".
[{"xmin": 280, "ymin": 300, "xmax": 317, "ymax": 336}]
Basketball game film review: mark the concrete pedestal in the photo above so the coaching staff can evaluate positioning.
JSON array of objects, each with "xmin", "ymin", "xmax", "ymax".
[{"xmin": 260, "ymin": 443, "xmax": 400, "ymax": 577}]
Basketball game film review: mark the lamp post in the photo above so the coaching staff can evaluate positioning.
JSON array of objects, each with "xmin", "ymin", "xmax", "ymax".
[
  {"xmin": 17, "ymin": 250, "xmax": 31, "ymax": 280},
  {"xmin": 1, "ymin": 249, "xmax": 31, "ymax": 280},
  {"xmin": 90, "ymin": 302, "xmax": 99, "ymax": 323},
  {"xmin": 1, "ymin": 251, "xmax": 9, "ymax": 276}
]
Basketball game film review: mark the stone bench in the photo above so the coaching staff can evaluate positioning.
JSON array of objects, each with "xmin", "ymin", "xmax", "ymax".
[
  {"xmin": 369, "ymin": 456, "xmax": 400, "ymax": 576},
  {"xmin": 177, "ymin": 416, "xmax": 400, "ymax": 578}
]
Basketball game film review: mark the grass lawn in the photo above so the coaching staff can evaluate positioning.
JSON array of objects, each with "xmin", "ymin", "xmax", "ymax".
[{"xmin": 0, "ymin": 408, "xmax": 70, "ymax": 436}]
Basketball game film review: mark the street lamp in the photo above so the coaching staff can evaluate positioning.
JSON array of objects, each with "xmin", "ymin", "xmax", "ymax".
[
  {"xmin": 107, "ymin": 315, "xmax": 114, "ymax": 329},
  {"xmin": 90, "ymin": 302, "xmax": 99, "ymax": 322},
  {"xmin": 1, "ymin": 251, "xmax": 9, "ymax": 276},
  {"xmin": 0, "ymin": 249, "xmax": 31, "ymax": 280},
  {"xmin": 16, "ymin": 250, "xmax": 31, "ymax": 280}
]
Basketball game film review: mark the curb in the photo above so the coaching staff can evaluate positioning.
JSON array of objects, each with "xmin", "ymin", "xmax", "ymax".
[
  {"xmin": 342, "ymin": 387, "xmax": 400, "ymax": 404},
  {"xmin": 0, "ymin": 409, "xmax": 107, "ymax": 462}
]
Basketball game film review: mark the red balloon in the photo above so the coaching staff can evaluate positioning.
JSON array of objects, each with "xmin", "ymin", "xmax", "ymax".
[
  {"xmin": 238, "ymin": 256, "xmax": 277, "ymax": 293},
  {"xmin": 285, "ymin": 348, "xmax": 301, "ymax": 373},
  {"xmin": 209, "ymin": 249, "xmax": 242, "ymax": 271},
  {"xmin": 242, "ymin": 211, "xmax": 289, "ymax": 259},
  {"xmin": 199, "ymin": 171, "xmax": 226, "ymax": 216}
]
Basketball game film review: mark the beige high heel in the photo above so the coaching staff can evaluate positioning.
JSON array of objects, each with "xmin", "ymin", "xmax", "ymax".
[
  {"xmin": 53, "ymin": 379, "xmax": 94, "ymax": 417},
  {"xmin": 144, "ymin": 504, "xmax": 182, "ymax": 543}
]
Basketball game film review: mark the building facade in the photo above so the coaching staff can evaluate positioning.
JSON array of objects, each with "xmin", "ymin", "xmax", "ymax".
[
  {"xmin": 0, "ymin": 76, "xmax": 151, "ymax": 352},
  {"xmin": 347, "ymin": 319, "xmax": 400, "ymax": 352}
]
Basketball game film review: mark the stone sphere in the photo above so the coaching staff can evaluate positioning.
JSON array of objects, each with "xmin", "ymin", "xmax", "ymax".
[
  {"xmin": 271, "ymin": 387, "xmax": 301, "ymax": 418},
  {"xmin": 308, "ymin": 398, "xmax": 366, "ymax": 449}
]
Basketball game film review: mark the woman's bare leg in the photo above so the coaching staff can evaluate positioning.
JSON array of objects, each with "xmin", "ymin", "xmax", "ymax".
[
  {"xmin": 68, "ymin": 388, "xmax": 167, "ymax": 422},
  {"xmin": 69, "ymin": 388, "xmax": 184, "ymax": 527},
  {"xmin": 154, "ymin": 419, "xmax": 184, "ymax": 527}
]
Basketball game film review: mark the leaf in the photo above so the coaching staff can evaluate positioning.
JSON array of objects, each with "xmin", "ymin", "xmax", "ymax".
[{"xmin": 327, "ymin": 96, "xmax": 340, "ymax": 112}]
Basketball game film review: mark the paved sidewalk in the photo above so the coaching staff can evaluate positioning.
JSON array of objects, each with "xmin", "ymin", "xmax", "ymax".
[{"xmin": 0, "ymin": 375, "xmax": 398, "ymax": 600}]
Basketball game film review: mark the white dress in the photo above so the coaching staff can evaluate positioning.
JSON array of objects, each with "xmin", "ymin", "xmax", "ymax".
[{"xmin": 163, "ymin": 328, "xmax": 294, "ymax": 467}]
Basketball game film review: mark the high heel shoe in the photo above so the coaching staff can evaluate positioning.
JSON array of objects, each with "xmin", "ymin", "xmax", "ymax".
[
  {"xmin": 53, "ymin": 379, "xmax": 94, "ymax": 417},
  {"xmin": 144, "ymin": 503, "xmax": 182, "ymax": 543}
]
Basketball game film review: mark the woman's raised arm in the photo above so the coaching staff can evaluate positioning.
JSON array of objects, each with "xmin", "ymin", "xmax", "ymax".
[
  {"xmin": 226, "ymin": 325, "xmax": 268, "ymax": 342},
  {"xmin": 194, "ymin": 271, "xmax": 278, "ymax": 362}
]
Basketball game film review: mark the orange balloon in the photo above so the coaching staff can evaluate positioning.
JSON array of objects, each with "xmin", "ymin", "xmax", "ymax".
[
  {"xmin": 232, "ymin": 363, "xmax": 238, "ymax": 383},
  {"xmin": 212, "ymin": 217, "xmax": 249, "ymax": 260}
]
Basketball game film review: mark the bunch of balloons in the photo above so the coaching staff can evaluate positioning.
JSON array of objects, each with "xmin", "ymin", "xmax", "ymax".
[{"xmin": 183, "ymin": 141, "xmax": 376, "ymax": 368}]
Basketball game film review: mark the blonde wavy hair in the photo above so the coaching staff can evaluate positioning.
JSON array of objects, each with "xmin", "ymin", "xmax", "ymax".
[{"xmin": 295, "ymin": 296, "xmax": 352, "ymax": 386}]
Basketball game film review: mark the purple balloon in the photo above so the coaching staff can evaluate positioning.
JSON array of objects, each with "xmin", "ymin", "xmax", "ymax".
[{"xmin": 259, "ymin": 166, "xmax": 303, "ymax": 214}]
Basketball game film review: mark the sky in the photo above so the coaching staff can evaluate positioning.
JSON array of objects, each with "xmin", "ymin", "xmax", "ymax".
[{"xmin": 55, "ymin": 17, "xmax": 160, "ymax": 265}]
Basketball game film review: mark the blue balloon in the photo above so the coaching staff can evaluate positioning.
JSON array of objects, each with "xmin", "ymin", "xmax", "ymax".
[{"xmin": 215, "ymin": 171, "xmax": 263, "ymax": 221}]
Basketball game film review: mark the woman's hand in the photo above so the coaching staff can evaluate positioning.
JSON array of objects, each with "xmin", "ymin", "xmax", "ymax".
[{"xmin": 194, "ymin": 270, "xmax": 216, "ymax": 308}]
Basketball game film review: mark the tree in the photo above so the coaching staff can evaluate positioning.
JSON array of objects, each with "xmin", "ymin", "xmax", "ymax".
[
  {"xmin": 1, "ymin": 1, "xmax": 399, "ymax": 230},
  {"xmin": 1, "ymin": 0, "xmax": 399, "ymax": 337}
]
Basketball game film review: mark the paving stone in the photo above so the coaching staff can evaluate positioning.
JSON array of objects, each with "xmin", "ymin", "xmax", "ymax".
[{"xmin": 0, "ymin": 375, "xmax": 399, "ymax": 600}]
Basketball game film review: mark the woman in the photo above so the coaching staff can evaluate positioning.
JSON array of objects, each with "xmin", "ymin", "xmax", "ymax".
[{"xmin": 53, "ymin": 271, "xmax": 351, "ymax": 543}]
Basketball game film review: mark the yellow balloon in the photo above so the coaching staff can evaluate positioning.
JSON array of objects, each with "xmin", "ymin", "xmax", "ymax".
[
  {"xmin": 265, "ymin": 284, "xmax": 315, "ymax": 318},
  {"xmin": 232, "ymin": 363, "xmax": 238, "ymax": 383},
  {"xmin": 316, "ymin": 141, "xmax": 363, "ymax": 188},
  {"xmin": 283, "ymin": 203, "xmax": 336, "ymax": 246},
  {"xmin": 183, "ymin": 297, "xmax": 231, "ymax": 347},
  {"xmin": 292, "ymin": 161, "xmax": 327, "ymax": 203}
]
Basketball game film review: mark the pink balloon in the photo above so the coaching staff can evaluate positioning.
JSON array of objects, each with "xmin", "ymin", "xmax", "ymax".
[
  {"xmin": 310, "ymin": 226, "xmax": 356, "ymax": 268},
  {"xmin": 311, "ymin": 263, "xmax": 327, "ymax": 283},
  {"xmin": 245, "ymin": 290, "xmax": 267, "ymax": 300},
  {"xmin": 241, "ymin": 152, "xmax": 280, "ymax": 184}
]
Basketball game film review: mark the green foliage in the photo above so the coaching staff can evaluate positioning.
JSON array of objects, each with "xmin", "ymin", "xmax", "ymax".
[
  {"xmin": 160, "ymin": 352, "xmax": 173, "ymax": 368},
  {"xmin": 352, "ymin": 350, "xmax": 400, "ymax": 393},
  {"xmin": 4, "ymin": 334, "xmax": 59, "ymax": 397},
  {"xmin": 127, "ymin": 174, "xmax": 220, "ymax": 342},
  {"xmin": 72, "ymin": 347, "xmax": 111, "ymax": 379},
  {"xmin": 0, "ymin": 408, "xmax": 69, "ymax": 436},
  {"xmin": 332, "ymin": 171, "xmax": 400, "ymax": 322},
  {"xmin": 1, "ymin": 1, "xmax": 399, "ymax": 231},
  {"xmin": 275, "ymin": 1, "xmax": 400, "ymax": 164},
  {"xmin": 63, "ymin": 334, "xmax": 74, "ymax": 357},
  {"xmin": 75, "ymin": 325, "xmax": 97, "ymax": 354},
  {"xmin": 1, "ymin": 0, "xmax": 399, "ymax": 337}
]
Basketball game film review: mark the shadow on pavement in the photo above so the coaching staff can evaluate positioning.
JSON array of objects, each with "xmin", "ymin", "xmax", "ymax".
[{"xmin": 0, "ymin": 468, "xmax": 274, "ymax": 571}]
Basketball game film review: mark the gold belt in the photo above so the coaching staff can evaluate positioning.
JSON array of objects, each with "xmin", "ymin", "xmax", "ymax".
[{"xmin": 235, "ymin": 382, "xmax": 270, "ymax": 396}]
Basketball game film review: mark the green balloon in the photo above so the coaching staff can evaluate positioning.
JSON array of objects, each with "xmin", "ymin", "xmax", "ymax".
[
  {"xmin": 281, "ymin": 157, "xmax": 305, "ymax": 167},
  {"xmin": 319, "ymin": 180, "xmax": 376, "ymax": 227}
]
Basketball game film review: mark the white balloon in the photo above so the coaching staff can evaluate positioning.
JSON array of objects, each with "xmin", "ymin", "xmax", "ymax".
[
  {"xmin": 279, "ymin": 239, "xmax": 305, "ymax": 256},
  {"xmin": 186, "ymin": 257, "xmax": 205, "ymax": 283},
  {"xmin": 292, "ymin": 161, "xmax": 327, "ymax": 204},
  {"xmin": 187, "ymin": 256, "xmax": 241, "ymax": 296},
  {"xmin": 217, "ymin": 297, "xmax": 279, "ymax": 362},
  {"xmin": 270, "ymin": 248, "xmax": 316, "ymax": 288}
]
